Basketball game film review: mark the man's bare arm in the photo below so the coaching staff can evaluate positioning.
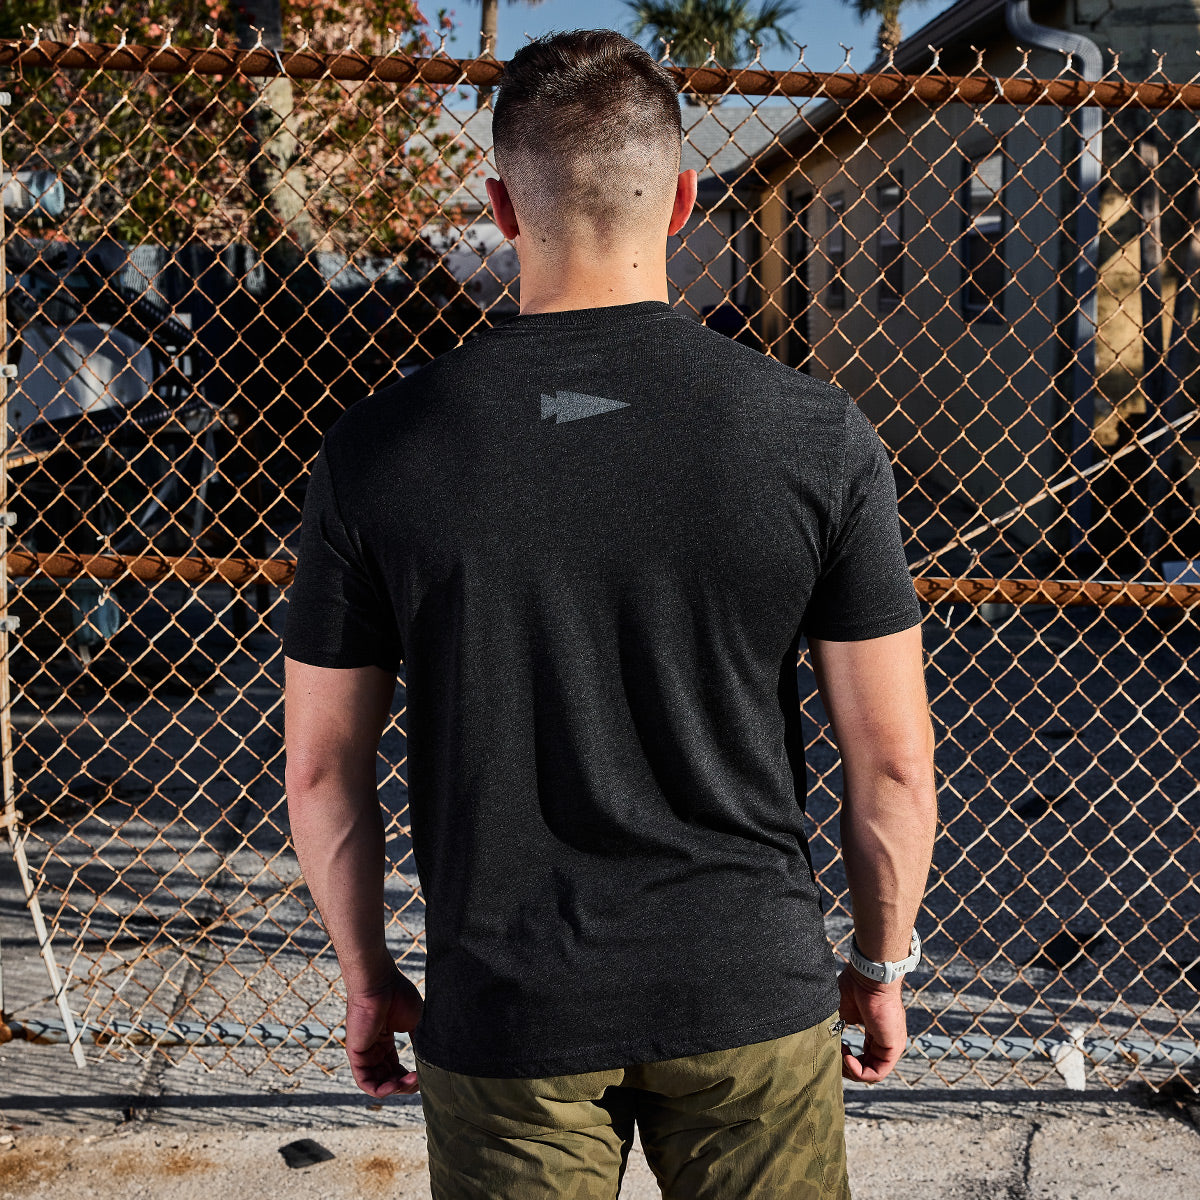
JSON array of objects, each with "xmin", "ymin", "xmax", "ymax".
[
  {"xmin": 809, "ymin": 623, "xmax": 938, "ymax": 1083},
  {"xmin": 284, "ymin": 657, "xmax": 422, "ymax": 1097}
]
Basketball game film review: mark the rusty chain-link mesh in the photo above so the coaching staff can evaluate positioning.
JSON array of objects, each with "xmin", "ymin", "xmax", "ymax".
[{"xmin": 0, "ymin": 34, "xmax": 1196, "ymax": 1092}]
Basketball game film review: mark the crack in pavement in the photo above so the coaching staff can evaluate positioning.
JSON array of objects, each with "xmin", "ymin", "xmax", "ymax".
[{"xmin": 1019, "ymin": 1118, "xmax": 1039, "ymax": 1198}]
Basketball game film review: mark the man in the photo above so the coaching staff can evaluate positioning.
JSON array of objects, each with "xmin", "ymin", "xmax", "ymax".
[{"xmin": 284, "ymin": 28, "xmax": 937, "ymax": 1200}]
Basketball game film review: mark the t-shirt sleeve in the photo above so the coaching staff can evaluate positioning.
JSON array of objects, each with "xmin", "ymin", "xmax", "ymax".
[
  {"xmin": 801, "ymin": 398, "xmax": 923, "ymax": 641},
  {"xmin": 282, "ymin": 443, "xmax": 402, "ymax": 672}
]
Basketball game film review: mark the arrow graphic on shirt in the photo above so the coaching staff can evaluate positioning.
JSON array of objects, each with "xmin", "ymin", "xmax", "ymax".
[{"xmin": 540, "ymin": 390, "xmax": 630, "ymax": 424}]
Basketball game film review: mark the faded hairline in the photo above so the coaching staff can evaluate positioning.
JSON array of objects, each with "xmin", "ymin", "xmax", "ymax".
[{"xmin": 495, "ymin": 126, "xmax": 682, "ymax": 240}]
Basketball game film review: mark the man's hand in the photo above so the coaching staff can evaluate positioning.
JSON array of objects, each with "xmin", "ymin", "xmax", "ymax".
[
  {"xmin": 836, "ymin": 964, "xmax": 907, "ymax": 1083},
  {"xmin": 344, "ymin": 966, "xmax": 425, "ymax": 1097},
  {"xmin": 809, "ymin": 626, "xmax": 936, "ymax": 1086},
  {"xmin": 286, "ymin": 659, "xmax": 419, "ymax": 1098}
]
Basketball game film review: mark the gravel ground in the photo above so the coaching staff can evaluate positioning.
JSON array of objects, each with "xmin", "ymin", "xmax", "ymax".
[{"xmin": 2, "ymin": 1035, "xmax": 1199, "ymax": 1199}]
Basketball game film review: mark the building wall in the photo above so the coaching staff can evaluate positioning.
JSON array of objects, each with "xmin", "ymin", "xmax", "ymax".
[
  {"xmin": 1060, "ymin": 0, "xmax": 1200, "ymax": 560},
  {"xmin": 1068, "ymin": 0, "xmax": 1200, "ymax": 81},
  {"xmin": 1057, "ymin": 0, "xmax": 1200, "ymax": 439},
  {"xmin": 668, "ymin": 205, "xmax": 754, "ymax": 318},
  {"xmin": 757, "ymin": 43, "xmax": 1075, "ymax": 548}
]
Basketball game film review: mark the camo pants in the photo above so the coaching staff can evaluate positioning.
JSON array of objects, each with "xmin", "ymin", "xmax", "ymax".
[{"xmin": 415, "ymin": 1008, "xmax": 852, "ymax": 1199}]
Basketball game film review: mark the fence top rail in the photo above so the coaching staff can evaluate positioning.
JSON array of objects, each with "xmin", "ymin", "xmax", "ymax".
[{"xmin": 5, "ymin": 37, "xmax": 1200, "ymax": 109}]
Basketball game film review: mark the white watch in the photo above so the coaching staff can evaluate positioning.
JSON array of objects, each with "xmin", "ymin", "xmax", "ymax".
[{"xmin": 848, "ymin": 929, "xmax": 922, "ymax": 984}]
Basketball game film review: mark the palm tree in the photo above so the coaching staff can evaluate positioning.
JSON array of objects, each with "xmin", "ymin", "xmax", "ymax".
[
  {"xmin": 624, "ymin": 0, "xmax": 801, "ymax": 105},
  {"xmin": 849, "ymin": 0, "xmax": 927, "ymax": 59},
  {"xmin": 471, "ymin": 0, "xmax": 549, "ymax": 107}
]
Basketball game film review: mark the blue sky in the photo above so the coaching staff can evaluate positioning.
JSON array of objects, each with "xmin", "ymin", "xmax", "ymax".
[{"xmin": 437, "ymin": 0, "xmax": 958, "ymax": 76}]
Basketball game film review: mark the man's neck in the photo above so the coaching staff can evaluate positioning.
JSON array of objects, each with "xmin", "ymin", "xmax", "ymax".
[{"xmin": 515, "ymin": 249, "xmax": 669, "ymax": 315}]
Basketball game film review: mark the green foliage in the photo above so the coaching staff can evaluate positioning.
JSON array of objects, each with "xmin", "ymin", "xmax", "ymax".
[{"xmin": 623, "ymin": 0, "xmax": 800, "ymax": 70}]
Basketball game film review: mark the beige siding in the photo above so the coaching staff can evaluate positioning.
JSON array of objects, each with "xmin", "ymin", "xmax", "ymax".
[{"xmin": 759, "ymin": 48, "xmax": 1074, "ymax": 547}]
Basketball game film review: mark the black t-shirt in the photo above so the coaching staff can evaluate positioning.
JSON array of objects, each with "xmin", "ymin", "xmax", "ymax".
[{"xmin": 283, "ymin": 298, "xmax": 922, "ymax": 1078}]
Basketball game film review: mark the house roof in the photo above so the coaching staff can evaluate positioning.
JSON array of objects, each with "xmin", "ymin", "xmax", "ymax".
[
  {"xmin": 416, "ymin": 102, "xmax": 804, "ymax": 214},
  {"xmin": 753, "ymin": 0, "xmax": 1018, "ymax": 178},
  {"xmin": 867, "ymin": 0, "xmax": 1009, "ymax": 74}
]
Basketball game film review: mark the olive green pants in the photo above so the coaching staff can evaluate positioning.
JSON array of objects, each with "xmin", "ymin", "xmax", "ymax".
[{"xmin": 415, "ymin": 1008, "xmax": 852, "ymax": 1199}]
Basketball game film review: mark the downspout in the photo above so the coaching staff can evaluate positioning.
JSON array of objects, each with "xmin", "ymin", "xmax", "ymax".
[{"xmin": 1005, "ymin": 1, "xmax": 1103, "ymax": 555}]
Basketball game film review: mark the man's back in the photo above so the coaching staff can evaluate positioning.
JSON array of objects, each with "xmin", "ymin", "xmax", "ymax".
[{"xmin": 284, "ymin": 297, "xmax": 921, "ymax": 1078}]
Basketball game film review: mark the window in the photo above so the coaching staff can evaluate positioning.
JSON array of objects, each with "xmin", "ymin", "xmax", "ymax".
[
  {"xmin": 785, "ymin": 189, "xmax": 811, "ymax": 369},
  {"xmin": 962, "ymin": 150, "xmax": 1006, "ymax": 322},
  {"xmin": 876, "ymin": 175, "xmax": 903, "ymax": 312},
  {"xmin": 826, "ymin": 193, "xmax": 846, "ymax": 309}
]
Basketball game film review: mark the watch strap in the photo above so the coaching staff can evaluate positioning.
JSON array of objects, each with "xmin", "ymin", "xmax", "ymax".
[{"xmin": 848, "ymin": 929, "xmax": 922, "ymax": 984}]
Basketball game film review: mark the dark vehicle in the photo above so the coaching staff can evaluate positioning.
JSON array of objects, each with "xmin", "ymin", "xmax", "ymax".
[
  {"xmin": 6, "ymin": 244, "xmax": 220, "ymax": 667},
  {"xmin": 2, "ymin": 214, "xmax": 483, "ymax": 673}
]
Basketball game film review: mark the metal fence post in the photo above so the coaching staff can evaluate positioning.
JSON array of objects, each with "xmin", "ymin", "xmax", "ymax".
[{"xmin": 0, "ymin": 86, "xmax": 86, "ymax": 1070}]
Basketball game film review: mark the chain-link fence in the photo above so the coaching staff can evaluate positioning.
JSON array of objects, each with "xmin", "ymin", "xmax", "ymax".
[{"xmin": 0, "ymin": 30, "xmax": 1197, "ymax": 1092}]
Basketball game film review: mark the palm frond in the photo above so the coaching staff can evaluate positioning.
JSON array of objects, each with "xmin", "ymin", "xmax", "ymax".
[{"xmin": 622, "ymin": 0, "xmax": 800, "ymax": 68}]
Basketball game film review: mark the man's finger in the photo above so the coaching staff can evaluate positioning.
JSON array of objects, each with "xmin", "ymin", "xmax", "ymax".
[
  {"xmin": 858, "ymin": 1054, "xmax": 900, "ymax": 1083},
  {"xmin": 841, "ymin": 1040, "xmax": 903, "ymax": 1084},
  {"xmin": 841, "ymin": 1046, "xmax": 860, "ymax": 1081},
  {"xmin": 354, "ymin": 1065, "xmax": 407, "ymax": 1095},
  {"xmin": 353, "ymin": 1066, "xmax": 419, "ymax": 1098}
]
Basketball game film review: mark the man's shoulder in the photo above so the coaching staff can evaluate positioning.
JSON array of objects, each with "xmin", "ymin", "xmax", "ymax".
[
  {"xmin": 676, "ymin": 319, "xmax": 851, "ymax": 414},
  {"xmin": 321, "ymin": 316, "xmax": 857, "ymax": 459},
  {"xmin": 327, "ymin": 330, "xmax": 500, "ymax": 431},
  {"xmin": 321, "ymin": 364, "xmax": 440, "ymax": 458}
]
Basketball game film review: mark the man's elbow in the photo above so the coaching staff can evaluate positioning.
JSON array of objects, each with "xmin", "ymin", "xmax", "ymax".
[
  {"xmin": 285, "ymin": 747, "xmax": 378, "ymax": 806},
  {"xmin": 871, "ymin": 722, "xmax": 937, "ymax": 799},
  {"xmin": 877, "ymin": 761, "xmax": 938, "ymax": 829},
  {"xmin": 878, "ymin": 747, "xmax": 935, "ymax": 793}
]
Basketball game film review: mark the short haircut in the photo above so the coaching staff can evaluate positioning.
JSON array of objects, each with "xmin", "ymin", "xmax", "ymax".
[{"xmin": 491, "ymin": 29, "xmax": 683, "ymax": 239}]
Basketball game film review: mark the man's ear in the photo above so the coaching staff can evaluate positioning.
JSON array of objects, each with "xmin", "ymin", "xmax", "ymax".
[
  {"xmin": 485, "ymin": 176, "xmax": 520, "ymax": 241},
  {"xmin": 667, "ymin": 169, "xmax": 698, "ymax": 238}
]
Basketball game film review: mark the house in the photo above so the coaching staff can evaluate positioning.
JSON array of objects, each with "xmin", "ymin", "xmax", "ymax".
[{"xmin": 749, "ymin": 0, "xmax": 1200, "ymax": 566}]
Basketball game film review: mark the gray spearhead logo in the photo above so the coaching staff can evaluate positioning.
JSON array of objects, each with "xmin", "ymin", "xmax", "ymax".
[{"xmin": 540, "ymin": 390, "xmax": 630, "ymax": 424}]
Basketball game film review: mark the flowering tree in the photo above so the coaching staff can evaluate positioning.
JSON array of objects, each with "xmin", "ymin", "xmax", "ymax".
[{"xmin": 2, "ymin": 0, "xmax": 484, "ymax": 266}]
